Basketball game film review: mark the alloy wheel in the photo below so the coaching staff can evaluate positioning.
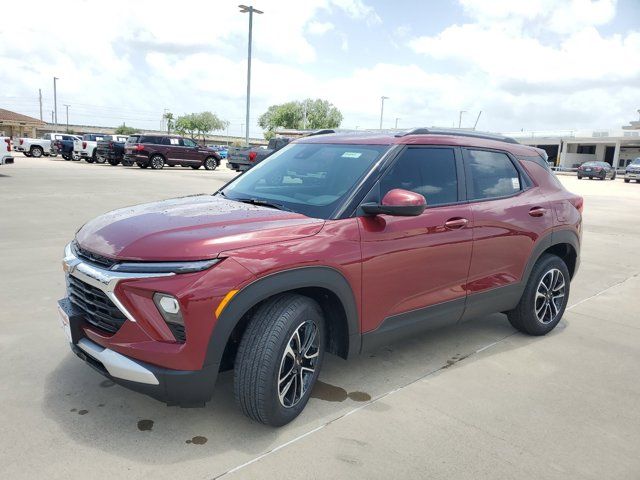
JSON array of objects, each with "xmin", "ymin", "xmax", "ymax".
[
  {"xmin": 277, "ymin": 321, "xmax": 320, "ymax": 408},
  {"xmin": 535, "ymin": 268, "xmax": 566, "ymax": 324}
]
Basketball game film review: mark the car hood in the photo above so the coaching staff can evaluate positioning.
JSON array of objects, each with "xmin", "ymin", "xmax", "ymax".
[{"xmin": 75, "ymin": 195, "xmax": 324, "ymax": 261}]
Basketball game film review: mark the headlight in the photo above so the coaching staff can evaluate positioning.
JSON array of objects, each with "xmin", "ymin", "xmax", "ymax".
[{"xmin": 110, "ymin": 258, "xmax": 221, "ymax": 274}]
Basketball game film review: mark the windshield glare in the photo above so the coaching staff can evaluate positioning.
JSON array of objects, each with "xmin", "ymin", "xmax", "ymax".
[{"xmin": 221, "ymin": 143, "xmax": 389, "ymax": 219}]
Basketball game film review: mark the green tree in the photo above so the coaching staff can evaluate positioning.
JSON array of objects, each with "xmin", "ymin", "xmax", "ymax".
[
  {"xmin": 258, "ymin": 98, "xmax": 342, "ymax": 138},
  {"xmin": 174, "ymin": 112, "xmax": 228, "ymax": 141},
  {"xmin": 163, "ymin": 112, "xmax": 174, "ymax": 134},
  {"xmin": 114, "ymin": 123, "xmax": 139, "ymax": 135}
]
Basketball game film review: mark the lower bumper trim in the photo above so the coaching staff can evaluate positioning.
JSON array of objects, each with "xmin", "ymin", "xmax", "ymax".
[{"xmin": 77, "ymin": 338, "xmax": 159, "ymax": 385}]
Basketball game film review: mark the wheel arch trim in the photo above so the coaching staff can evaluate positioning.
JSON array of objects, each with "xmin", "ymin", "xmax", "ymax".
[
  {"xmin": 522, "ymin": 229, "xmax": 580, "ymax": 285},
  {"xmin": 203, "ymin": 266, "xmax": 360, "ymax": 368}
]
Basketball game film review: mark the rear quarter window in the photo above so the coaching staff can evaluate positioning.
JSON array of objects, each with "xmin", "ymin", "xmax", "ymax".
[{"xmin": 465, "ymin": 150, "xmax": 522, "ymax": 200}]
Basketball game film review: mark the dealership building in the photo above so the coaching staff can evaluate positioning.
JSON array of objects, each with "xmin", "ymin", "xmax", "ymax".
[{"xmin": 505, "ymin": 118, "xmax": 640, "ymax": 169}]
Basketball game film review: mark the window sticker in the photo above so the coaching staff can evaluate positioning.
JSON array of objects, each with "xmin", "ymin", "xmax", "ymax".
[
  {"xmin": 170, "ymin": 138, "xmax": 179, "ymax": 145},
  {"xmin": 511, "ymin": 177, "xmax": 520, "ymax": 189},
  {"xmin": 342, "ymin": 152, "xmax": 362, "ymax": 158}
]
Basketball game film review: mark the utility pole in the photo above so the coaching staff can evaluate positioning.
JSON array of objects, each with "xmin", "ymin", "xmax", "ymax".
[
  {"xmin": 53, "ymin": 77, "xmax": 59, "ymax": 131},
  {"xmin": 395, "ymin": 117, "xmax": 400, "ymax": 129},
  {"xmin": 64, "ymin": 104, "xmax": 70, "ymax": 132},
  {"xmin": 473, "ymin": 111, "xmax": 482, "ymax": 130},
  {"xmin": 240, "ymin": 123, "xmax": 245, "ymax": 139},
  {"xmin": 239, "ymin": 5, "xmax": 264, "ymax": 146},
  {"xmin": 379, "ymin": 96, "xmax": 389, "ymax": 129},
  {"xmin": 38, "ymin": 89, "xmax": 43, "ymax": 121},
  {"xmin": 458, "ymin": 110, "xmax": 466, "ymax": 129},
  {"xmin": 302, "ymin": 101, "xmax": 307, "ymax": 130},
  {"xmin": 51, "ymin": 111, "xmax": 54, "ymax": 124},
  {"xmin": 226, "ymin": 123, "xmax": 230, "ymax": 146}
]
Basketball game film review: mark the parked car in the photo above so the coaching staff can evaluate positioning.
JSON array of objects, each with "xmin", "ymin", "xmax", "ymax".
[
  {"xmin": 59, "ymin": 128, "xmax": 582, "ymax": 426},
  {"xmin": 1, "ymin": 137, "xmax": 14, "ymax": 165},
  {"xmin": 577, "ymin": 161, "xmax": 616, "ymax": 180},
  {"xmin": 227, "ymin": 137, "xmax": 291, "ymax": 172},
  {"xmin": 624, "ymin": 158, "xmax": 640, "ymax": 183},
  {"xmin": 96, "ymin": 135, "xmax": 130, "ymax": 166},
  {"xmin": 122, "ymin": 134, "xmax": 221, "ymax": 170},
  {"xmin": 74, "ymin": 133, "xmax": 107, "ymax": 163},
  {"xmin": 52, "ymin": 135, "xmax": 82, "ymax": 160},
  {"xmin": 14, "ymin": 132, "xmax": 64, "ymax": 158},
  {"xmin": 208, "ymin": 145, "xmax": 228, "ymax": 159}
]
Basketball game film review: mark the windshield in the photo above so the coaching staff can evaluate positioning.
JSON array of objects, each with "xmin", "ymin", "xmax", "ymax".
[
  {"xmin": 221, "ymin": 142, "xmax": 389, "ymax": 219},
  {"xmin": 631, "ymin": 158, "xmax": 640, "ymax": 166}
]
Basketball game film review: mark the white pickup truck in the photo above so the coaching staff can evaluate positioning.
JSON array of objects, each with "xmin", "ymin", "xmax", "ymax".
[
  {"xmin": 1, "ymin": 137, "xmax": 14, "ymax": 165},
  {"xmin": 74, "ymin": 133, "xmax": 106, "ymax": 163},
  {"xmin": 14, "ymin": 132, "xmax": 69, "ymax": 158}
]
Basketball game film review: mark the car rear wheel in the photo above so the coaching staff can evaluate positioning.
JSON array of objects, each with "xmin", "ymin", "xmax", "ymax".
[
  {"xmin": 507, "ymin": 254, "xmax": 570, "ymax": 336},
  {"xmin": 62, "ymin": 154, "xmax": 71, "ymax": 161},
  {"xmin": 108, "ymin": 159, "xmax": 119, "ymax": 166},
  {"xmin": 577, "ymin": 175, "xmax": 582, "ymax": 179},
  {"xmin": 234, "ymin": 293, "xmax": 325, "ymax": 426},
  {"xmin": 204, "ymin": 157, "xmax": 218, "ymax": 170},
  {"xmin": 150, "ymin": 155, "xmax": 164, "ymax": 170},
  {"xmin": 30, "ymin": 146, "xmax": 43, "ymax": 158},
  {"xmin": 625, "ymin": 179, "xmax": 630, "ymax": 183},
  {"xmin": 137, "ymin": 162, "xmax": 148, "ymax": 169}
]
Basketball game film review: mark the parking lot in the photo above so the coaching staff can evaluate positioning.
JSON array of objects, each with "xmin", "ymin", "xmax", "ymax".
[{"xmin": 1, "ymin": 155, "xmax": 639, "ymax": 479}]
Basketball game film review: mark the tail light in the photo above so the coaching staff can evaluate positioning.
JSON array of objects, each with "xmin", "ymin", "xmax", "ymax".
[
  {"xmin": 569, "ymin": 196, "xmax": 584, "ymax": 214},
  {"xmin": 248, "ymin": 151, "xmax": 257, "ymax": 162},
  {"xmin": 19, "ymin": 139, "xmax": 24, "ymax": 145},
  {"xmin": 82, "ymin": 141, "xmax": 87, "ymax": 149},
  {"xmin": 109, "ymin": 141, "xmax": 113, "ymax": 149},
  {"xmin": 594, "ymin": 167, "xmax": 601, "ymax": 171},
  {"xmin": 4, "ymin": 138, "xmax": 11, "ymax": 152},
  {"xmin": 134, "ymin": 144, "xmax": 144, "ymax": 151}
]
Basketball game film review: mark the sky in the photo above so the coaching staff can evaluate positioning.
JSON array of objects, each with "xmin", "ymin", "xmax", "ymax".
[{"xmin": 1, "ymin": 0, "xmax": 639, "ymax": 138}]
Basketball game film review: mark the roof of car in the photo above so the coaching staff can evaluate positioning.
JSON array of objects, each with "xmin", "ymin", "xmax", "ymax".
[{"xmin": 295, "ymin": 129, "xmax": 544, "ymax": 157}]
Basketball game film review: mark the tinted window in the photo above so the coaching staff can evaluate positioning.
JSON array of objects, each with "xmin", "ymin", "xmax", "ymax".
[
  {"xmin": 183, "ymin": 138, "xmax": 197, "ymax": 147},
  {"xmin": 380, "ymin": 147, "xmax": 458, "ymax": 206},
  {"xmin": 141, "ymin": 136, "xmax": 161, "ymax": 144},
  {"xmin": 466, "ymin": 150, "xmax": 521, "ymax": 200},
  {"xmin": 222, "ymin": 143, "xmax": 388, "ymax": 219},
  {"xmin": 127, "ymin": 135, "xmax": 140, "ymax": 144}
]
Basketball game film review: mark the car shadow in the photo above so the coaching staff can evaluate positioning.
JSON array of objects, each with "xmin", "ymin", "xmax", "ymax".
[{"xmin": 41, "ymin": 313, "xmax": 565, "ymax": 469}]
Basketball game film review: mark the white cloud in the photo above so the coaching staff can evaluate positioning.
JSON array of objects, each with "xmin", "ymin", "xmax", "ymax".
[{"xmin": 308, "ymin": 21, "xmax": 335, "ymax": 35}]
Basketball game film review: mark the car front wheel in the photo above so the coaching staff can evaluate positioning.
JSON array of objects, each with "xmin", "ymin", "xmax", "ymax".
[
  {"xmin": 234, "ymin": 293, "xmax": 325, "ymax": 426},
  {"xmin": 204, "ymin": 157, "xmax": 218, "ymax": 170},
  {"xmin": 30, "ymin": 146, "xmax": 43, "ymax": 158},
  {"xmin": 507, "ymin": 254, "xmax": 570, "ymax": 336}
]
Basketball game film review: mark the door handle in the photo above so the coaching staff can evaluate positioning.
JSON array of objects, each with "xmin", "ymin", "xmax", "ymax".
[
  {"xmin": 529, "ymin": 207, "xmax": 546, "ymax": 217},
  {"xmin": 444, "ymin": 218, "xmax": 468, "ymax": 230}
]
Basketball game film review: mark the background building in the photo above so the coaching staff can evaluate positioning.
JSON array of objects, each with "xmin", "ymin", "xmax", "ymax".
[{"xmin": 0, "ymin": 108, "xmax": 46, "ymax": 138}]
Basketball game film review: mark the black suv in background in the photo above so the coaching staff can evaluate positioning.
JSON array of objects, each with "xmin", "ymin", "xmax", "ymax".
[
  {"xmin": 577, "ymin": 161, "xmax": 616, "ymax": 180},
  {"xmin": 122, "ymin": 134, "xmax": 221, "ymax": 170}
]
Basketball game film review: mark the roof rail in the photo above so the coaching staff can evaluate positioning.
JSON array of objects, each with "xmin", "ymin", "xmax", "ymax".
[
  {"xmin": 396, "ymin": 128, "xmax": 519, "ymax": 144},
  {"xmin": 305, "ymin": 129, "xmax": 336, "ymax": 137}
]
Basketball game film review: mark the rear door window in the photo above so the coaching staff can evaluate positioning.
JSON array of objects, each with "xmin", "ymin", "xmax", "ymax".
[
  {"xmin": 380, "ymin": 147, "xmax": 458, "ymax": 206},
  {"xmin": 464, "ymin": 150, "xmax": 522, "ymax": 200}
]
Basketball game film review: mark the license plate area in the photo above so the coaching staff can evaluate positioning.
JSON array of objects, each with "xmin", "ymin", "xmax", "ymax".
[{"xmin": 57, "ymin": 298, "xmax": 84, "ymax": 344}]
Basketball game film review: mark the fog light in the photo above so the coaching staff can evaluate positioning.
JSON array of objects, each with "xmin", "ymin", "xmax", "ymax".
[
  {"xmin": 159, "ymin": 296, "xmax": 180, "ymax": 314},
  {"xmin": 153, "ymin": 293, "xmax": 183, "ymax": 325}
]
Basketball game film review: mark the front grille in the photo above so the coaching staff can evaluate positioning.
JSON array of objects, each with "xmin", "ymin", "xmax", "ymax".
[
  {"xmin": 67, "ymin": 275, "xmax": 126, "ymax": 334},
  {"xmin": 167, "ymin": 323, "xmax": 186, "ymax": 343},
  {"xmin": 74, "ymin": 243, "xmax": 117, "ymax": 269}
]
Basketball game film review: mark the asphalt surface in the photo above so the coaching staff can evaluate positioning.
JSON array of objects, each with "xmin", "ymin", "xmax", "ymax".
[{"xmin": 0, "ymin": 155, "xmax": 638, "ymax": 479}]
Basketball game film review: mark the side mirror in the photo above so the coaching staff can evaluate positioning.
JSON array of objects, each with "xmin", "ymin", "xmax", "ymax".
[{"xmin": 361, "ymin": 189, "xmax": 426, "ymax": 217}]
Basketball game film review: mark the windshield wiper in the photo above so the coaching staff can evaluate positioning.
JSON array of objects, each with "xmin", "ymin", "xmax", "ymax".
[{"xmin": 234, "ymin": 198, "xmax": 293, "ymax": 212}]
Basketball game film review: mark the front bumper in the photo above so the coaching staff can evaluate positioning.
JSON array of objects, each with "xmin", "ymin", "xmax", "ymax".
[
  {"xmin": 59, "ymin": 243, "xmax": 222, "ymax": 406},
  {"xmin": 625, "ymin": 172, "xmax": 640, "ymax": 179},
  {"xmin": 1, "ymin": 155, "xmax": 14, "ymax": 165}
]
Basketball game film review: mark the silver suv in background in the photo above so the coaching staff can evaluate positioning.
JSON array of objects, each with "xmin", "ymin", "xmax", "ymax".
[{"xmin": 624, "ymin": 158, "xmax": 640, "ymax": 183}]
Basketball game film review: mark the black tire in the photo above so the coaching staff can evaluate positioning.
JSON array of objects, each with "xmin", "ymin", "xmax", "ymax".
[
  {"xmin": 30, "ymin": 146, "xmax": 44, "ymax": 158},
  {"xmin": 234, "ymin": 294, "xmax": 325, "ymax": 427},
  {"xmin": 588, "ymin": 176, "xmax": 593, "ymax": 179},
  {"xmin": 108, "ymin": 159, "xmax": 119, "ymax": 166},
  {"xmin": 624, "ymin": 179, "xmax": 630, "ymax": 183},
  {"xmin": 23, "ymin": 152, "xmax": 32, "ymax": 157},
  {"xmin": 190, "ymin": 165, "xmax": 201, "ymax": 169},
  {"xmin": 62, "ymin": 154, "xmax": 71, "ymax": 161},
  {"xmin": 204, "ymin": 157, "xmax": 218, "ymax": 170},
  {"xmin": 577, "ymin": 176, "xmax": 582, "ymax": 180},
  {"xmin": 611, "ymin": 173, "xmax": 616, "ymax": 180},
  {"xmin": 150, "ymin": 155, "xmax": 164, "ymax": 170},
  {"xmin": 85, "ymin": 156, "xmax": 95, "ymax": 163},
  {"xmin": 137, "ymin": 162, "xmax": 148, "ymax": 169},
  {"xmin": 507, "ymin": 254, "xmax": 570, "ymax": 336}
]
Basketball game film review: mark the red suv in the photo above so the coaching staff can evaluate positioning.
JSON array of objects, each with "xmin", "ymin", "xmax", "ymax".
[{"xmin": 59, "ymin": 129, "xmax": 582, "ymax": 426}]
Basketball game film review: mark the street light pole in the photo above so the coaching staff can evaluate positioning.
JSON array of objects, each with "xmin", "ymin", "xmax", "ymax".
[
  {"xmin": 395, "ymin": 117, "xmax": 400, "ymax": 129},
  {"xmin": 239, "ymin": 4, "xmax": 264, "ymax": 146},
  {"xmin": 379, "ymin": 96, "xmax": 389, "ymax": 129},
  {"xmin": 64, "ymin": 104, "xmax": 70, "ymax": 132},
  {"xmin": 53, "ymin": 77, "xmax": 59, "ymax": 132},
  {"xmin": 458, "ymin": 110, "xmax": 466, "ymax": 129}
]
